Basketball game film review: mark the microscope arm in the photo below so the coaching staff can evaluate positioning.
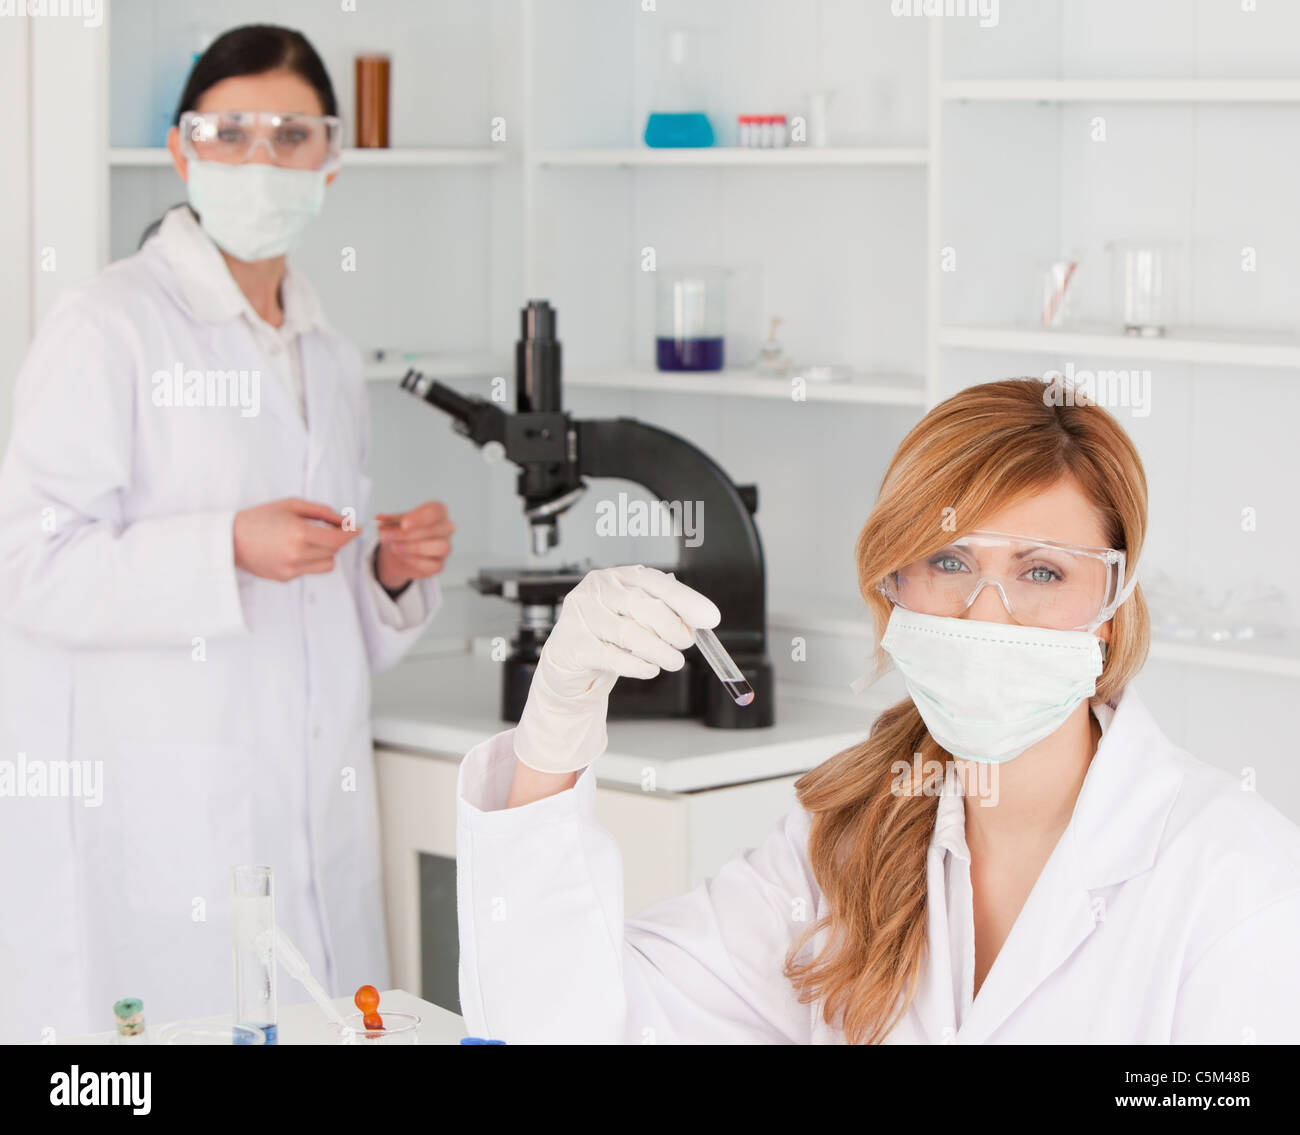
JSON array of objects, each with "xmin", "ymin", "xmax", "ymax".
[{"xmin": 575, "ymin": 418, "xmax": 767, "ymax": 655}]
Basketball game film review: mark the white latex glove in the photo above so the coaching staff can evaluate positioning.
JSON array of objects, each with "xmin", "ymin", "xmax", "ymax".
[{"xmin": 512, "ymin": 565, "xmax": 722, "ymax": 774}]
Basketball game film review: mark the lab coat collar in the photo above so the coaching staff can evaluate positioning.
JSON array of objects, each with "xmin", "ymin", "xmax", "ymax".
[
  {"xmin": 149, "ymin": 205, "xmax": 337, "ymax": 439},
  {"xmin": 151, "ymin": 205, "xmax": 326, "ymax": 336},
  {"xmin": 934, "ymin": 686, "xmax": 1185, "ymax": 1043},
  {"xmin": 929, "ymin": 687, "xmax": 1179, "ymax": 890}
]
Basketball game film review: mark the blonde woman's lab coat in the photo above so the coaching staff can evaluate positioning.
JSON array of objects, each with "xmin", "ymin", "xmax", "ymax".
[
  {"xmin": 456, "ymin": 688, "xmax": 1300, "ymax": 1043},
  {"xmin": 0, "ymin": 207, "xmax": 440, "ymax": 1043}
]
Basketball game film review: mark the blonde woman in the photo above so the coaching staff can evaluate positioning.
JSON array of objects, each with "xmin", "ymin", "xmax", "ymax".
[{"xmin": 455, "ymin": 379, "xmax": 1300, "ymax": 1044}]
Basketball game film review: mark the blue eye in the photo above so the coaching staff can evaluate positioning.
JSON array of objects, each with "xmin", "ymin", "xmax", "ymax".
[
  {"xmin": 1027, "ymin": 565, "xmax": 1060, "ymax": 584},
  {"xmin": 934, "ymin": 555, "xmax": 968, "ymax": 573}
]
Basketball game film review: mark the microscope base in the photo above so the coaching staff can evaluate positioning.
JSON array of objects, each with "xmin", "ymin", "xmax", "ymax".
[{"xmin": 499, "ymin": 656, "xmax": 775, "ymax": 729}]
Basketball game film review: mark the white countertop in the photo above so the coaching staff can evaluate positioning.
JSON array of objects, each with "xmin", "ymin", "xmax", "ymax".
[
  {"xmin": 65, "ymin": 989, "xmax": 467, "ymax": 1045},
  {"xmin": 372, "ymin": 640, "xmax": 900, "ymax": 793}
]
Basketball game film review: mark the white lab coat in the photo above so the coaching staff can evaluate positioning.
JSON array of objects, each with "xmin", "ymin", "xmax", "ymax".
[
  {"xmin": 0, "ymin": 206, "xmax": 440, "ymax": 1042},
  {"xmin": 456, "ymin": 687, "xmax": 1300, "ymax": 1043}
]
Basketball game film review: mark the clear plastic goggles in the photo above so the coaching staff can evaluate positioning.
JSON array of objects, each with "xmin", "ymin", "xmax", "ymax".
[
  {"xmin": 179, "ymin": 110, "xmax": 343, "ymax": 172},
  {"xmin": 878, "ymin": 530, "xmax": 1128, "ymax": 632}
]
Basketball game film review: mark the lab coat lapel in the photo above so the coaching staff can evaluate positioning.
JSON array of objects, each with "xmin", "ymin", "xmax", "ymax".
[
  {"xmin": 955, "ymin": 838, "xmax": 1099, "ymax": 1044},
  {"xmin": 955, "ymin": 689, "xmax": 1183, "ymax": 1044},
  {"xmin": 247, "ymin": 333, "xmax": 308, "ymax": 436},
  {"xmin": 301, "ymin": 333, "xmax": 340, "ymax": 482}
]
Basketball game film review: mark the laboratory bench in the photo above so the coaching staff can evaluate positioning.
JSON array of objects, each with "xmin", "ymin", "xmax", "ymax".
[
  {"xmin": 64, "ymin": 990, "xmax": 466, "ymax": 1045},
  {"xmin": 370, "ymin": 635, "xmax": 889, "ymax": 1012}
]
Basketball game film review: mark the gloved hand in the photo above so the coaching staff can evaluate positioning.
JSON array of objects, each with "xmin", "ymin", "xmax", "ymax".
[{"xmin": 512, "ymin": 565, "xmax": 721, "ymax": 774}]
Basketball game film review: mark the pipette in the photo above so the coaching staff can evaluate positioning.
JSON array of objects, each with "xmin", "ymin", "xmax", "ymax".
[
  {"xmin": 267, "ymin": 927, "xmax": 349, "ymax": 1030},
  {"xmin": 693, "ymin": 626, "xmax": 755, "ymax": 706}
]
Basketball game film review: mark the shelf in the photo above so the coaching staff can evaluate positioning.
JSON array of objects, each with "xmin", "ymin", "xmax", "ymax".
[
  {"xmin": 108, "ymin": 147, "xmax": 506, "ymax": 168},
  {"xmin": 533, "ymin": 146, "xmax": 929, "ymax": 168},
  {"xmin": 362, "ymin": 353, "xmax": 509, "ymax": 382},
  {"xmin": 564, "ymin": 366, "xmax": 928, "ymax": 406},
  {"xmin": 938, "ymin": 325, "xmax": 1300, "ymax": 369},
  {"xmin": 941, "ymin": 80, "xmax": 1300, "ymax": 103}
]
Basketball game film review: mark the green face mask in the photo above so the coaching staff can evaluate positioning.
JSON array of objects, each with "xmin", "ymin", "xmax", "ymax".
[
  {"xmin": 186, "ymin": 159, "xmax": 326, "ymax": 262},
  {"xmin": 880, "ymin": 607, "xmax": 1105, "ymax": 764}
]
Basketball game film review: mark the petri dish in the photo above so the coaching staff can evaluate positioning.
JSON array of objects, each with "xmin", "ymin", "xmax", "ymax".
[{"xmin": 157, "ymin": 1022, "xmax": 267, "ymax": 1045}]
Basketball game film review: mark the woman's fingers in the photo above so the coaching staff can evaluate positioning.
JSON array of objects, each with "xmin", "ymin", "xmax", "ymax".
[
  {"xmin": 613, "ymin": 565, "xmax": 722, "ymax": 631},
  {"xmin": 379, "ymin": 535, "xmax": 452, "ymax": 558},
  {"xmin": 578, "ymin": 597, "xmax": 686, "ymax": 672}
]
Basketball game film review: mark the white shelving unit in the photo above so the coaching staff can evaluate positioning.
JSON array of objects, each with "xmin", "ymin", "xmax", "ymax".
[
  {"xmin": 361, "ymin": 352, "xmax": 511, "ymax": 383},
  {"xmin": 26, "ymin": 0, "xmax": 1300, "ymax": 720},
  {"xmin": 563, "ymin": 366, "xmax": 927, "ymax": 407},
  {"xmin": 933, "ymin": 0, "xmax": 1300, "ymax": 728},
  {"xmin": 941, "ymin": 80, "xmax": 1300, "ymax": 103},
  {"xmin": 938, "ymin": 325, "xmax": 1300, "ymax": 370},
  {"xmin": 533, "ymin": 146, "xmax": 929, "ymax": 168}
]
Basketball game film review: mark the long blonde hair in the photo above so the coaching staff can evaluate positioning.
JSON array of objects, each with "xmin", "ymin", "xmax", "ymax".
[{"xmin": 783, "ymin": 378, "xmax": 1150, "ymax": 1043}]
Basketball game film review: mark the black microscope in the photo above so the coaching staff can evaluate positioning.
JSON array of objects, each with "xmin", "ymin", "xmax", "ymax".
[{"xmin": 400, "ymin": 300, "xmax": 774, "ymax": 729}]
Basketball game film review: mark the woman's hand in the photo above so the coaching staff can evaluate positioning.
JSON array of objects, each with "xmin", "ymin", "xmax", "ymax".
[
  {"xmin": 508, "ymin": 566, "xmax": 721, "ymax": 798},
  {"xmin": 233, "ymin": 498, "xmax": 359, "ymax": 581},
  {"xmin": 374, "ymin": 501, "xmax": 453, "ymax": 591}
]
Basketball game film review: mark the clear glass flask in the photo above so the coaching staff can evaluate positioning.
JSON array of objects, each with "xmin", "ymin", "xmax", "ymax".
[
  {"xmin": 232, "ymin": 865, "xmax": 278, "ymax": 1045},
  {"xmin": 1111, "ymin": 242, "xmax": 1176, "ymax": 337}
]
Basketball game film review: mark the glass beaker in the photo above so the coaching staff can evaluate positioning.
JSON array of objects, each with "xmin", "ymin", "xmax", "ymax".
[
  {"xmin": 232, "ymin": 865, "xmax": 278, "ymax": 1045},
  {"xmin": 1110, "ymin": 242, "xmax": 1175, "ymax": 337},
  {"xmin": 656, "ymin": 269, "xmax": 726, "ymax": 371},
  {"xmin": 338, "ymin": 1011, "xmax": 422, "ymax": 1045},
  {"xmin": 644, "ymin": 27, "xmax": 715, "ymax": 148}
]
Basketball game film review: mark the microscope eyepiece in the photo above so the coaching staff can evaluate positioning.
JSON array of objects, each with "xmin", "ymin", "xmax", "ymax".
[{"xmin": 522, "ymin": 300, "xmax": 556, "ymax": 342}]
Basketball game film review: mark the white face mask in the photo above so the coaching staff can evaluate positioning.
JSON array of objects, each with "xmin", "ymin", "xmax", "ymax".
[
  {"xmin": 879, "ymin": 607, "xmax": 1105, "ymax": 764},
  {"xmin": 185, "ymin": 159, "xmax": 326, "ymax": 262}
]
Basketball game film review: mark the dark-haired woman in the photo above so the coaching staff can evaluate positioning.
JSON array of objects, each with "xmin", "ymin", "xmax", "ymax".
[{"xmin": 0, "ymin": 25, "xmax": 451, "ymax": 1041}]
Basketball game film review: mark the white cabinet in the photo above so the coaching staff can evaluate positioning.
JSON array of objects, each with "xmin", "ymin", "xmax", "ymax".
[{"xmin": 373, "ymin": 742, "xmax": 799, "ymax": 1010}]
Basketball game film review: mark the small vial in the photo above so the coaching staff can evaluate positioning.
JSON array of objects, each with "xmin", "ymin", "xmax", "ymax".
[
  {"xmin": 759, "ymin": 115, "xmax": 773, "ymax": 148},
  {"xmin": 774, "ymin": 115, "xmax": 788, "ymax": 147},
  {"xmin": 113, "ymin": 998, "xmax": 148, "ymax": 1045},
  {"xmin": 738, "ymin": 115, "xmax": 751, "ymax": 147},
  {"xmin": 693, "ymin": 626, "xmax": 755, "ymax": 706}
]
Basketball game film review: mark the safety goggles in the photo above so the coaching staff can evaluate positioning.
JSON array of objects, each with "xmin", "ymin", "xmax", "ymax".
[
  {"xmin": 878, "ymin": 530, "xmax": 1128, "ymax": 632},
  {"xmin": 179, "ymin": 110, "xmax": 343, "ymax": 172}
]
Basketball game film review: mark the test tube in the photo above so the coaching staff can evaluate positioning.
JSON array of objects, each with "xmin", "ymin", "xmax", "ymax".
[
  {"xmin": 693, "ymin": 626, "xmax": 756, "ymax": 706},
  {"xmin": 232, "ymin": 865, "xmax": 278, "ymax": 1045}
]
